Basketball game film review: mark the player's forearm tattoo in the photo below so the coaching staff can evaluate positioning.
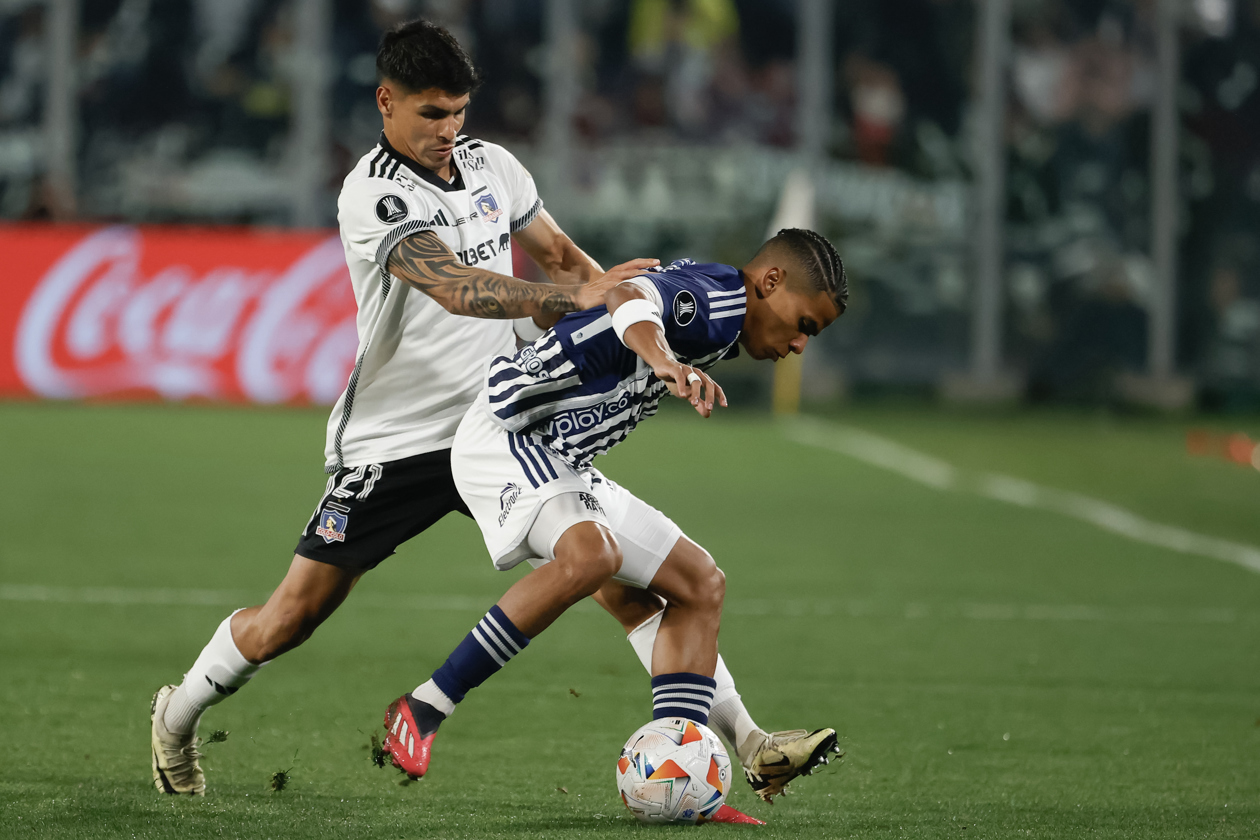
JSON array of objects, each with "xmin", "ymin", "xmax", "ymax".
[{"xmin": 387, "ymin": 232, "xmax": 579, "ymax": 319}]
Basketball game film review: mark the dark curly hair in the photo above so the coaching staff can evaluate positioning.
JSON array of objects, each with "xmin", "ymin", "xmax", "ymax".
[
  {"xmin": 758, "ymin": 228, "xmax": 848, "ymax": 314},
  {"xmin": 376, "ymin": 18, "xmax": 482, "ymax": 96}
]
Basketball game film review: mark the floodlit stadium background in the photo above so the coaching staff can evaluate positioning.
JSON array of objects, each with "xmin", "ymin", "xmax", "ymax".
[
  {"xmin": 2, "ymin": 0, "xmax": 1260, "ymax": 410},
  {"xmin": 2, "ymin": 2, "xmax": 1260, "ymax": 839}
]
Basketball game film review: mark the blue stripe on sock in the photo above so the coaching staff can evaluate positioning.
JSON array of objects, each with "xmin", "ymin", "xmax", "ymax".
[
  {"xmin": 650, "ymin": 672, "xmax": 717, "ymax": 725},
  {"xmin": 432, "ymin": 609, "xmax": 531, "ymax": 704},
  {"xmin": 488, "ymin": 605, "xmax": 530, "ymax": 649},
  {"xmin": 480, "ymin": 614, "xmax": 520, "ymax": 656}
]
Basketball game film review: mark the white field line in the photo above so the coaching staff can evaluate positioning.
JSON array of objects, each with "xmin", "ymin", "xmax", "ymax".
[
  {"xmin": 0, "ymin": 584, "xmax": 495, "ymax": 612},
  {"xmin": 784, "ymin": 416, "xmax": 1260, "ymax": 576},
  {"xmin": 0, "ymin": 583, "xmax": 1248, "ymax": 625}
]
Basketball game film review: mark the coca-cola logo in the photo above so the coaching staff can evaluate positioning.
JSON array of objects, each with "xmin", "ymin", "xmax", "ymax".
[{"xmin": 13, "ymin": 226, "xmax": 360, "ymax": 404}]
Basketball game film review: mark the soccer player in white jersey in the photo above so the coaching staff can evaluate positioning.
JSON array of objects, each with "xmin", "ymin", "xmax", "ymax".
[
  {"xmin": 383, "ymin": 230, "xmax": 847, "ymax": 810},
  {"xmin": 149, "ymin": 19, "xmax": 831, "ymax": 806}
]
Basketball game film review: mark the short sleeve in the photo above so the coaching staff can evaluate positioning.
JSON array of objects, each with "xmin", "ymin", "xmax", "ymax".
[
  {"xmin": 337, "ymin": 177, "xmax": 438, "ymax": 271},
  {"xmin": 485, "ymin": 144, "xmax": 543, "ymax": 232},
  {"xmin": 621, "ymin": 276, "xmax": 665, "ymax": 312},
  {"xmin": 642, "ymin": 269, "xmax": 744, "ymax": 354}
]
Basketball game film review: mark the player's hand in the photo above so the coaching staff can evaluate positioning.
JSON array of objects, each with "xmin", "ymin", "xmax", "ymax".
[
  {"xmin": 575, "ymin": 258, "xmax": 660, "ymax": 310},
  {"xmin": 654, "ymin": 361, "xmax": 727, "ymax": 418}
]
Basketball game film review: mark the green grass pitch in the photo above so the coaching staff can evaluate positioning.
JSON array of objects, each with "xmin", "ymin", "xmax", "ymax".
[{"xmin": 1, "ymin": 401, "xmax": 1258, "ymax": 838}]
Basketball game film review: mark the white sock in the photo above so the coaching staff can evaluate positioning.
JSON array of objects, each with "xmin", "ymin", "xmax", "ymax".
[
  {"xmin": 626, "ymin": 610, "xmax": 664, "ymax": 672},
  {"xmin": 411, "ymin": 679, "xmax": 456, "ymax": 717},
  {"xmin": 625, "ymin": 610, "xmax": 764, "ymax": 757},
  {"xmin": 709, "ymin": 655, "xmax": 766, "ymax": 765},
  {"xmin": 163, "ymin": 610, "xmax": 266, "ymax": 734}
]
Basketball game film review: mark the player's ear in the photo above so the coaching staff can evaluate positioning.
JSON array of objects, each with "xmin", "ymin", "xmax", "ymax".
[
  {"xmin": 377, "ymin": 85, "xmax": 393, "ymax": 118},
  {"xmin": 759, "ymin": 266, "xmax": 784, "ymax": 297}
]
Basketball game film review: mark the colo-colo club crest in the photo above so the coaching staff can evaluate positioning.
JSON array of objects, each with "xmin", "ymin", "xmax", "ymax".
[
  {"xmin": 316, "ymin": 503, "xmax": 349, "ymax": 543},
  {"xmin": 474, "ymin": 190, "xmax": 503, "ymax": 223}
]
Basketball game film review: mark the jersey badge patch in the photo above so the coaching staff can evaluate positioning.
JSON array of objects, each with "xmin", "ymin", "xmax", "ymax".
[
  {"xmin": 673, "ymin": 290, "xmax": 697, "ymax": 326},
  {"xmin": 474, "ymin": 191, "xmax": 504, "ymax": 223},
  {"xmin": 498, "ymin": 482, "xmax": 521, "ymax": 526},
  {"xmin": 315, "ymin": 506, "xmax": 349, "ymax": 543},
  {"xmin": 375, "ymin": 194, "xmax": 410, "ymax": 225}
]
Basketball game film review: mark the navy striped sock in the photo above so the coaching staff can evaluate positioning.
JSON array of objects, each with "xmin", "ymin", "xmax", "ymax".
[
  {"xmin": 651, "ymin": 672, "xmax": 717, "ymax": 724},
  {"xmin": 431, "ymin": 606, "xmax": 530, "ymax": 704}
]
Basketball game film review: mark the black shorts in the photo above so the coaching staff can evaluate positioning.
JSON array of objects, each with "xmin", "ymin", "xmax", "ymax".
[{"xmin": 294, "ymin": 449, "xmax": 470, "ymax": 572}]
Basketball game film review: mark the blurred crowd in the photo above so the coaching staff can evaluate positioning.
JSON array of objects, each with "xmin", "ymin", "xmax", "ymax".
[{"xmin": 0, "ymin": 0, "xmax": 1258, "ymax": 407}]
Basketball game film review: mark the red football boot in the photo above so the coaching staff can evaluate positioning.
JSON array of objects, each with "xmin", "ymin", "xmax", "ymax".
[
  {"xmin": 706, "ymin": 804, "xmax": 766, "ymax": 825},
  {"xmin": 382, "ymin": 695, "xmax": 441, "ymax": 779}
]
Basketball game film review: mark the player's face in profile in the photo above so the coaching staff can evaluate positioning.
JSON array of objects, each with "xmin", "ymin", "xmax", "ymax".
[
  {"xmin": 740, "ymin": 280, "xmax": 839, "ymax": 361},
  {"xmin": 379, "ymin": 84, "xmax": 470, "ymax": 173}
]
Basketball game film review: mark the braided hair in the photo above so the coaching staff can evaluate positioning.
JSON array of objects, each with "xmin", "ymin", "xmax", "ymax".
[{"xmin": 767, "ymin": 228, "xmax": 848, "ymax": 314}]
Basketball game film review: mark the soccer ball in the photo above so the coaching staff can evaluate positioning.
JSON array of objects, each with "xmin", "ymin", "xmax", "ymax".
[{"xmin": 615, "ymin": 718, "xmax": 731, "ymax": 824}]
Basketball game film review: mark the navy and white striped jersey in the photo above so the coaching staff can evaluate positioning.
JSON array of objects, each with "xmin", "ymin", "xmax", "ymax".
[{"xmin": 484, "ymin": 260, "xmax": 745, "ymax": 469}]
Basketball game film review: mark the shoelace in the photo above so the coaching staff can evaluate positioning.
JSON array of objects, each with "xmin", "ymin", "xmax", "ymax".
[{"xmin": 162, "ymin": 742, "xmax": 203, "ymax": 784}]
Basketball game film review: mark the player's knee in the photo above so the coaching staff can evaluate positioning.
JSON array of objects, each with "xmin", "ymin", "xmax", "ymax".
[
  {"xmin": 671, "ymin": 545, "xmax": 724, "ymax": 614},
  {"xmin": 553, "ymin": 525, "xmax": 622, "ymax": 597},
  {"xmin": 695, "ymin": 557, "xmax": 725, "ymax": 615}
]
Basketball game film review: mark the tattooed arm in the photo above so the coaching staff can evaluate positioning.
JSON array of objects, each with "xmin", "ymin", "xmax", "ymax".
[
  {"xmin": 387, "ymin": 231, "xmax": 659, "ymax": 319},
  {"xmin": 387, "ymin": 231, "xmax": 589, "ymax": 319}
]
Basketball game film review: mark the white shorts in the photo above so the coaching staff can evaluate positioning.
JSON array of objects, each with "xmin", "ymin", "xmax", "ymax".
[{"xmin": 451, "ymin": 404, "xmax": 682, "ymax": 589}]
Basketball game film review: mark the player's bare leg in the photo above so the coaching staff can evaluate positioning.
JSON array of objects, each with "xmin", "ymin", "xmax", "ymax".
[
  {"xmin": 638, "ymin": 537, "xmax": 724, "ymax": 676},
  {"xmin": 495, "ymin": 521, "xmax": 622, "ymax": 636},
  {"xmin": 591, "ymin": 579, "xmax": 665, "ymax": 633},
  {"xmin": 152, "ymin": 555, "xmax": 360, "ymax": 795},
  {"xmin": 609, "ymin": 538, "xmax": 764, "ymax": 824},
  {"xmin": 385, "ymin": 521, "xmax": 622, "ymax": 778},
  {"xmin": 602, "ymin": 544, "xmax": 841, "ymax": 803},
  {"xmin": 231, "ymin": 555, "xmax": 363, "ymax": 662}
]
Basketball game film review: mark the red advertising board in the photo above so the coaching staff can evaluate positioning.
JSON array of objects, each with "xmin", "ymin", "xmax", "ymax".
[{"xmin": 0, "ymin": 224, "xmax": 361, "ymax": 405}]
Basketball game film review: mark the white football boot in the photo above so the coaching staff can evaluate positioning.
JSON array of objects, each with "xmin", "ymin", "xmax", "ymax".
[
  {"xmin": 150, "ymin": 684, "xmax": 206, "ymax": 795},
  {"xmin": 740, "ymin": 728, "xmax": 842, "ymax": 802}
]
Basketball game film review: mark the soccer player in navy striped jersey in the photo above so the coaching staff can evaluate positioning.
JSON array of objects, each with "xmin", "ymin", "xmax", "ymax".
[
  {"xmin": 384, "ymin": 229, "xmax": 848, "ymax": 807},
  {"xmin": 148, "ymin": 18, "xmax": 836, "ymax": 810}
]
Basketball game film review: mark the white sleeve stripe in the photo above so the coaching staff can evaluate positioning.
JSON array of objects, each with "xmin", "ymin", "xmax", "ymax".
[
  {"xmin": 509, "ymin": 198, "xmax": 543, "ymax": 233},
  {"xmin": 487, "ymin": 358, "xmax": 576, "ymax": 390},
  {"xmin": 707, "ymin": 288, "xmax": 744, "ymax": 298},
  {"xmin": 494, "ymin": 368, "xmax": 651, "ymax": 428},
  {"xmin": 375, "ymin": 219, "xmax": 432, "ymax": 270},
  {"xmin": 710, "ymin": 308, "xmax": 746, "ymax": 320},
  {"xmin": 710, "ymin": 296, "xmax": 746, "ymax": 309},
  {"xmin": 570, "ymin": 313, "xmax": 613, "ymax": 345},
  {"xmin": 621, "ymin": 277, "xmax": 665, "ymax": 312},
  {"xmin": 486, "ymin": 364, "xmax": 533, "ymax": 388},
  {"xmin": 488, "ymin": 372, "xmax": 580, "ymax": 405}
]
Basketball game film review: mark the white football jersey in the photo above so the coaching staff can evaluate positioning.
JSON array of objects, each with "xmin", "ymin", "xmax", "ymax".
[{"xmin": 325, "ymin": 132, "xmax": 543, "ymax": 472}]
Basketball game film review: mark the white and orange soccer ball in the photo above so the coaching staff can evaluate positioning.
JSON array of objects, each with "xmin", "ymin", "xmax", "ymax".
[{"xmin": 615, "ymin": 718, "xmax": 732, "ymax": 824}]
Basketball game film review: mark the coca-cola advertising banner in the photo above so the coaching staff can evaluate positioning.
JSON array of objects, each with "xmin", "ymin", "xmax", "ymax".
[{"xmin": 1, "ymin": 224, "xmax": 361, "ymax": 405}]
